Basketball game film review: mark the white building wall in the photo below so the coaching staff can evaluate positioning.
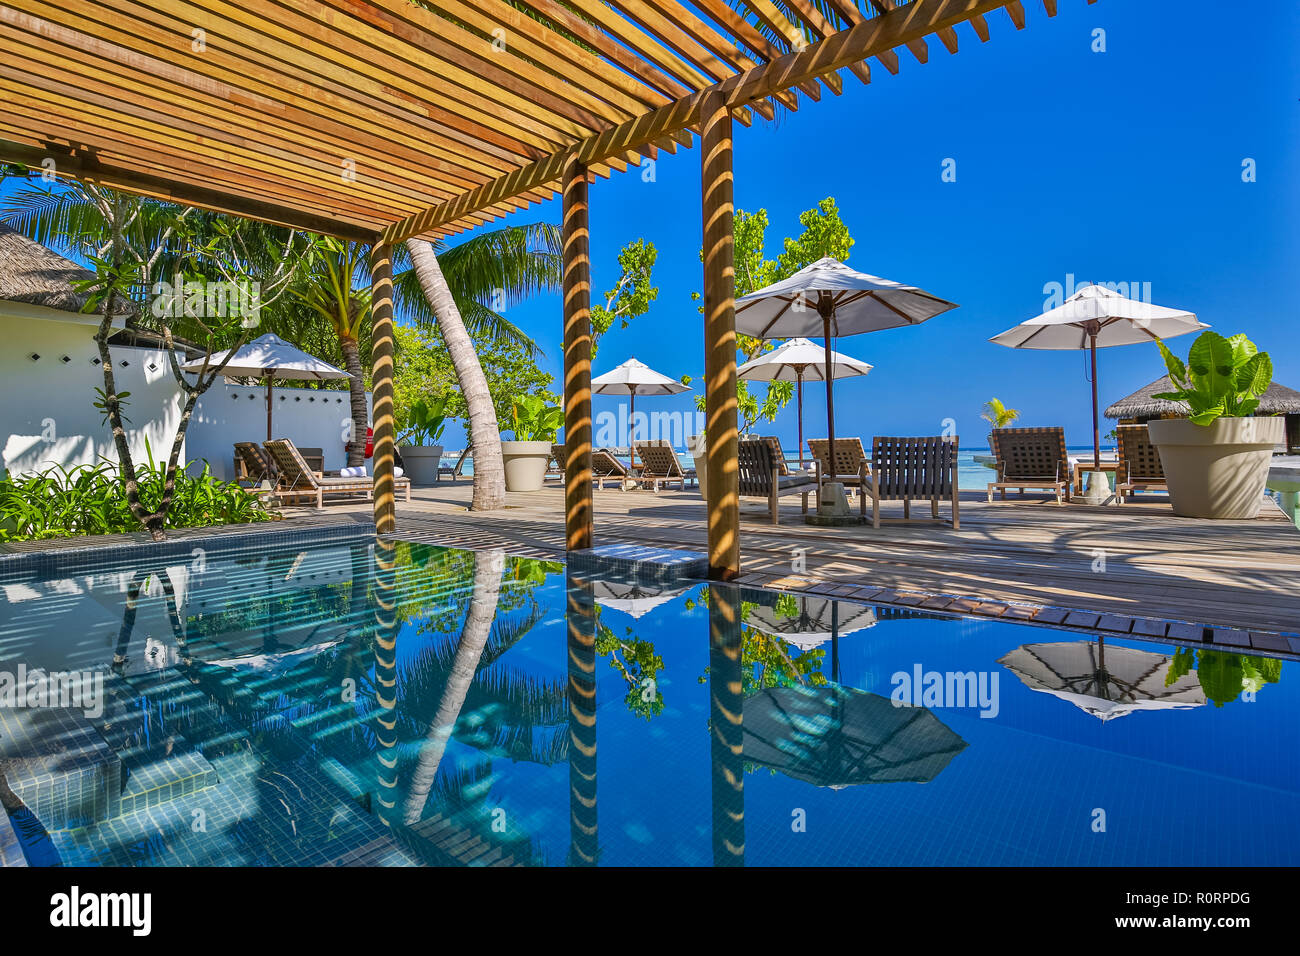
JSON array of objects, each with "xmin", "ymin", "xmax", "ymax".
[
  {"xmin": 0, "ymin": 308, "xmax": 184, "ymax": 477},
  {"xmin": 1, "ymin": 306, "xmax": 371, "ymax": 481}
]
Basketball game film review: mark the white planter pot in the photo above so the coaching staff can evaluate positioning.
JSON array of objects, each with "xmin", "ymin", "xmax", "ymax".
[
  {"xmin": 500, "ymin": 440, "xmax": 552, "ymax": 493},
  {"xmin": 1148, "ymin": 417, "xmax": 1284, "ymax": 519},
  {"xmin": 687, "ymin": 435, "xmax": 707, "ymax": 500},
  {"xmin": 397, "ymin": 444, "xmax": 443, "ymax": 485}
]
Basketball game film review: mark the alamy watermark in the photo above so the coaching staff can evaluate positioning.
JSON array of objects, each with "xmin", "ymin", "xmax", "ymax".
[
  {"xmin": 891, "ymin": 663, "xmax": 1000, "ymax": 718},
  {"xmin": 150, "ymin": 274, "xmax": 262, "ymax": 328},
  {"xmin": 0, "ymin": 665, "xmax": 104, "ymax": 719}
]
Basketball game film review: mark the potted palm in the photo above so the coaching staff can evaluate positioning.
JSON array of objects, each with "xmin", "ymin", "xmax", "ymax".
[
  {"xmin": 1148, "ymin": 332, "xmax": 1281, "ymax": 518},
  {"xmin": 501, "ymin": 395, "xmax": 563, "ymax": 492},
  {"xmin": 395, "ymin": 396, "xmax": 449, "ymax": 485}
]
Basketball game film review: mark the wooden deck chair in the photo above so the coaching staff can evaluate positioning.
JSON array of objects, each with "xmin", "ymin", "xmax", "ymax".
[
  {"xmin": 264, "ymin": 439, "xmax": 410, "ymax": 509},
  {"xmin": 987, "ymin": 427, "xmax": 1071, "ymax": 503},
  {"xmin": 632, "ymin": 442, "xmax": 688, "ymax": 492},
  {"xmin": 757, "ymin": 436, "xmax": 791, "ymax": 475},
  {"xmin": 547, "ymin": 444, "xmax": 565, "ymax": 480},
  {"xmin": 1115, "ymin": 424, "xmax": 1168, "ymax": 504},
  {"xmin": 591, "ymin": 448, "xmax": 630, "ymax": 490},
  {"xmin": 737, "ymin": 438, "xmax": 817, "ymax": 525},
  {"xmin": 868, "ymin": 435, "xmax": 960, "ymax": 529},
  {"xmin": 234, "ymin": 441, "xmax": 276, "ymax": 487},
  {"xmin": 807, "ymin": 437, "xmax": 870, "ymax": 499}
]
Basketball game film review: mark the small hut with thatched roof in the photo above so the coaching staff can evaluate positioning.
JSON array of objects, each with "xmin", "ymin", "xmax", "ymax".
[{"xmin": 1106, "ymin": 375, "xmax": 1300, "ymax": 453}]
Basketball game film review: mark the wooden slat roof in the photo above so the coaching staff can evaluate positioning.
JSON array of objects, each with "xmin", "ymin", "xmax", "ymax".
[{"xmin": 0, "ymin": 0, "xmax": 1050, "ymax": 242}]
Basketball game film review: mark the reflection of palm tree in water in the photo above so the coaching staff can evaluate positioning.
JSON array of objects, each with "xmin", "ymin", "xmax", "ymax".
[{"xmin": 402, "ymin": 549, "xmax": 505, "ymax": 825}]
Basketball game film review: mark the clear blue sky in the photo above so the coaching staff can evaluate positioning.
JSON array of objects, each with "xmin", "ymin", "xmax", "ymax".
[{"xmin": 462, "ymin": 0, "xmax": 1299, "ymax": 452}]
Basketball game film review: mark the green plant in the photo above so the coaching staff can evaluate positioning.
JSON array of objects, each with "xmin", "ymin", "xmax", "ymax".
[
  {"xmin": 1154, "ymin": 331, "xmax": 1273, "ymax": 426},
  {"xmin": 505, "ymin": 394, "xmax": 564, "ymax": 443},
  {"xmin": 0, "ymin": 460, "xmax": 272, "ymax": 543},
  {"xmin": 1166, "ymin": 647, "xmax": 1282, "ymax": 707},
  {"xmin": 396, "ymin": 395, "xmax": 449, "ymax": 446},
  {"xmin": 980, "ymin": 397, "xmax": 1020, "ymax": 428}
]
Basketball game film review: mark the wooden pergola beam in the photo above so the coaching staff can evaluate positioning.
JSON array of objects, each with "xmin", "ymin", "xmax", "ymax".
[
  {"xmin": 380, "ymin": 0, "xmax": 1020, "ymax": 244},
  {"xmin": 0, "ymin": 138, "xmax": 376, "ymax": 240}
]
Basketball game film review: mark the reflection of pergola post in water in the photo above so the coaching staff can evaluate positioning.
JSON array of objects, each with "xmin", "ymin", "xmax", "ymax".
[
  {"xmin": 370, "ymin": 538, "xmax": 401, "ymax": 829},
  {"xmin": 708, "ymin": 583, "xmax": 744, "ymax": 866},
  {"xmin": 566, "ymin": 573, "xmax": 599, "ymax": 866}
]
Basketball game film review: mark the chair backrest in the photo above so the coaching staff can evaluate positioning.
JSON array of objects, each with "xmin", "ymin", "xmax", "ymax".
[
  {"xmin": 549, "ymin": 444, "xmax": 565, "ymax": 472},
  {"xmin": 264, "ymin": 439, "xmax": 320, "ymax": 490},
  {"xmin": 989, "ymin": 427, "xmax": 1068, "ymax": 482},
  {"xmin": 807, "ymin": 437, "xmax": 867, "ymax": 478},
  {"xmin": 634, "ymin": 442, "xmax": 683, "ymax": 478},
  {"xmin": 737, "ymin": 438, "xmax": 776, "ymax": 497},
  {"xmin": 1116, "ymin": 424, "xmax": 1164, "ymax": 480},
  {"xmin": 757, "ymin": 435, "xmax": 790, "ymax": 475},
  {"xmin": 871, "ymin": 436, "xmax": 958, "ymax": 501},
  {"xmin": 234, "ymin": 442, "xmax": 274, "ymax": 482},
  {"xmin": 591, "ymin": 449, "xmax": 627, "ymax": 478}
]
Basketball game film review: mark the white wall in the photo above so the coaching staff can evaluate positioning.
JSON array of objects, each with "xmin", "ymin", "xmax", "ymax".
[
  {"xmin": 189, "ymin": 382, "xmax": 370, "ymax": 479},
  {"xmin": 1, "ymin": 305, "xmax": 371, "ymax": 481},
  {"xmin": 0, "ymin": 308, "xmax": 184, "ymax": 477}
]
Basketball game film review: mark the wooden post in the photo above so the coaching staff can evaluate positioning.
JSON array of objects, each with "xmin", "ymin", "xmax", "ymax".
[
  {"xmin": 701, "ymin": 90, "xmax": 739, "ymax": 580},
  {"xmin": 562, "ymin": 154, "xmax": 594, "ymax": 551},
  {"xmin": 566, "ymin": 571, "xmax": 598, "ymax": 864},
  {"xmin": 370, "ymin": 242, "xmax": 397, "ymax": 535}
]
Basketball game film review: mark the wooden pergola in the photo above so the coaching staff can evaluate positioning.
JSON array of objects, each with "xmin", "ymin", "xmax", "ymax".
[{"xmin": 0, "ymin": 0, "xmax": 1067, "ymax": 578}]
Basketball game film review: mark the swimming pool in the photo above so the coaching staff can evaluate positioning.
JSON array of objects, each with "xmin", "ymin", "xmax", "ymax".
[{"xmin": 1, "ymin": 534, "xmax": 1295, "ymax": 867}]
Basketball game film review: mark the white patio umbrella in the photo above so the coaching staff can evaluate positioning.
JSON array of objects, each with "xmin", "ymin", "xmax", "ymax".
[
  {"xmin": 990, "ymin": 284, "xmax": 1206, "ymax": 471},
  {"xmin": 736, "ymin": 257, "xmax": 957, "ymax": 466},
  {"xmin": 591, "ymin": 357, "xmax": 690, "ymax": 470},
  {"xmin": 592, "ymin": 579, "xmax": 688, "ymax": 619},
  {"xmin": 183, "ymin": 332, "xmax": 351, "ymax": 440},
  {"xmin": 737, "ymin": 337, "xmax": 872, "ymax": 466}
]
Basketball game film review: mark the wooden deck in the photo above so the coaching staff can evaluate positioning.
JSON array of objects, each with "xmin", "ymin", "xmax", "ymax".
[{"xmin": 342, "ymin": 480, "xmax": 1300, "ymax": 635}]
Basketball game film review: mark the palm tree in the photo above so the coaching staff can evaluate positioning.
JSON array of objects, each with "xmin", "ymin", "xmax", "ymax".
[{"xmin": 981, "ymin": 397, "xmax": 1021, "ymax": 428}]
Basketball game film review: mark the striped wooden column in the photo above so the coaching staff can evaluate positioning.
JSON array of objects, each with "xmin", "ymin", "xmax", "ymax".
[
  {"xmin": 562, "ymin": 154, "xmax": 594, "ymax": 550},
  {"xmin": 708, "ymin": 583, "xmax": 745, "ymax": 865},
  {"xmin": 370, "ymin": 242, "xmax": 397, "ymax": 535},
  {"xmin": 701, "ymin": 91, "xmax": 740, "ymax": 579}
]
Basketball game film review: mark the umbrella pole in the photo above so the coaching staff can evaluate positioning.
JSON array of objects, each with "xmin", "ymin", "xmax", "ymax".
[
  {"xmin": 629, "ymin": 386, "xmax": 637, "ymax": 472},
  {"xmin": 822, "ymin": 310, "xmax": 836, "ymax": 470},
  {"xmin": 796, "ymin": 370, "xmax": 805, "ymax": 467},
  {"xmin": 265, "ymin": 371, "xmax": 274, "ymax": 443},
  {"xmin": 1090, "ymin": 332, "xmax": 1101, "ymax": 470}
]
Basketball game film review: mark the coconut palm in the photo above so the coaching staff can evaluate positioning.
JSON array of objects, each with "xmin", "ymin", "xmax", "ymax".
[{"xmin": 981, "ymin": 397, "xmax": 1021, "ymax": 428}]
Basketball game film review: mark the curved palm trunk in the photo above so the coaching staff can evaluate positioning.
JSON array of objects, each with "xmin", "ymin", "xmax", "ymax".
[
  {"xmin": 404, "ymin": 238, "xmax": 505, "ymax": 510},
  {"xmin": 339, "ymin": 335, "xmax": 369, "ymax": 468},
  {"xmin": 402, "ymin": 548, "xmax": 504, "ymax": 825}
]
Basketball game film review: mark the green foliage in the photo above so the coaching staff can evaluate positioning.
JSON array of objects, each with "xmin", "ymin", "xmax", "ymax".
[
  {"xmin": 693, "ymin": 587, "xmax": 828, "ymax": 694},
  {"xmin": 396, "ymin": 395, "xmax": 449, "ymax": 446},
  {"xmin": 980, "ymin": 397, "xmax": 1020, "ymax": 428},
  {"xmin": 591, "ymin": 238, "xmax": 658, "ymax": 357},
  {"xmin": 1165, "ymin": 647, "xmax": 1282, "ymax": 707},
  {"xmin": 1154, "ymin": 331, "xmax": 1273, "ymax": 426},
  {"xmin": 0, "ymin": 461, "xmax": 272, "ymax": 542},
  {"xmin": 506, "ymin": 394, "xmax": 564, "ymax": 442},
  {"xmin": 595, "ymin": 617, "xmax": 665, "ymax": 720},
  {"xmin": 695, "ymin": 379, "xmax": 794, "ymax": 434}
]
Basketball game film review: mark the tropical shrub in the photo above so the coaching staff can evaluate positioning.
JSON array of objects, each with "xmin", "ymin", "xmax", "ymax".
[
  {"xmin": 504, "ymin": 395, "xmax": 564, "ymax": 443},
  {"xmin": 980, "ymin": 397, "xmax": 1020, "ymax": 428},
  {"xmin": 1155, "ymin": 331, "xmax": 1273, "ymax": 426},
  {"xmin": 1167, "ymin": 647, "xmax": 1282, "ymax": 707},
  {"xmin": 396, "ymin": 395, "xmax": 449, "ymax": 446},
  {"xmin": 0, "ymin": 461, "xmax": 273, "ymax": 542}
]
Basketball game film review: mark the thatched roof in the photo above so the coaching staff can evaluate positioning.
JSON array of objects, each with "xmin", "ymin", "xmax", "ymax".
[
  {"xmin": 1106, "ymin": 375, "xmax": 1300, "ymax": 419},
  {"xmin": 0, "ymin": 223, "xmax": 131, "ymax": 315}
]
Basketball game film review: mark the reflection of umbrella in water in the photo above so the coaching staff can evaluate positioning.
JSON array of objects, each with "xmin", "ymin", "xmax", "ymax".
[
  {"xmin": 591, "ymin": 579, "xmax": 687, "ymax": 619},
  {"xmin": 998, "ymin": 638, "xmax": 1205, "ymax": 722},
  {"xmin": 745, "ymin": 597, "xmax": 876, "ymax": 651},
  {"xmin": 742, "ymin": 684, "xmax": 967, "ymax": 789},
  {"xmin": 207, "ymin": 635, "xmax": 344, "ymax": 676}
]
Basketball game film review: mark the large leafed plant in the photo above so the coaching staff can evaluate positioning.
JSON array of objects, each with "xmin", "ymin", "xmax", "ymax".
[{"xmin": 1154, "ymin": 331, "xmax": 1273, "ymax": 426}]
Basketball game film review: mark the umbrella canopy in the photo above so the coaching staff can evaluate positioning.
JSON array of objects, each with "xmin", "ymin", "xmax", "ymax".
[
  {"xmin": 183, "ymin": 332, "xmax": 350, "ymax": 441},
  {"xmin": 735, "ymin": 258, "xmax": 957, "ymax": 468},
  {"xmin": 990, "ymin": 285, "xmax": 1206, "ymax": 469},
  {"xmin": 592, "ymin": 579, "xmax": 688, "ymax": 619},
  {"xmin": 998, "ymin": 638, "xmax": 1205, "ymax": 722},
  {"xmin": 737, "ymin": 337, "xmax": 872, "ymax": 465},
  {"xmin": 744, "ymin": 596, "xmax": 876, "ymax": 650},
  {"xmin": 742, "ymin": 684, "xmax": 967, "ymax": 788},
  {"xmin": 591, "ymin": 357, "xmax": 690, "ymax": 468}
]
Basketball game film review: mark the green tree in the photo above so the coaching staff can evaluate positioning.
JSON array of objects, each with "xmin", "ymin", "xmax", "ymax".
[
  {"xmin": 591, "ymin": 238, "xmax": 658, "ymax": 357},
  {"xmin": 980, "ymin": 398, "xmax": 1021, "ymax": 428}
]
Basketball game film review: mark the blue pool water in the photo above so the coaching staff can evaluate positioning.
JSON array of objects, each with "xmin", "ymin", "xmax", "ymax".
[{"xmin": 0, "ymin": 535, "xmax": 1295, "ymax": 867}]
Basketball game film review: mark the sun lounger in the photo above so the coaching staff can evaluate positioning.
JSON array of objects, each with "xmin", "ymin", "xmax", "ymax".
[
  {"xmin": 631, "ymin": 441, "xmax": 690, "ymax": 492},
  {"xmin": 264, "ymin": 438, "xmax": 410, "ymax": 509},
  {"xmin": 868, "ymin": 435, "xmax": 960, "ymax": 529},
  {"xmin": 547, "ymin": 444, "xmax": 565, "ymax": 480},
  {"xmin": 591, "ymin": 448, "xmax": 630, "ymax": 490},
  {"xmin": 234, "ymin": 441, "xmax": 276, "ymax": 487},
  {"xmin": 738, "ymin": 437, "xmax": 817, "ymax": 525},
  {"xmin": 987, "ymin": 427, "xmax": 1071, "ymax": 503},
  {"xmin": 807, "ymin": 437, "xmax": 870, "ymax": 499},
  {"xmin": 1115, "ymin": 424, "xmax": 1168, "ymax": 503}
]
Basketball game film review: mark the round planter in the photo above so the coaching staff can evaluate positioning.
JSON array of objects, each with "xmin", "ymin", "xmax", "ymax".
[
  {"xmin": 396, "ymin": 444, "xmax": 443, "ymax": 485},
  {"xmin": 687, "ymin": 435, "xmax": 707, "ymax": 500},
  {"xmin": 500, "ymin": 440, "xmax": 552, "ymax": 493},
  {"xmin": 1148, "ymin": 416, "xmax": 1284, "ymax": 519}
]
